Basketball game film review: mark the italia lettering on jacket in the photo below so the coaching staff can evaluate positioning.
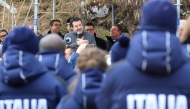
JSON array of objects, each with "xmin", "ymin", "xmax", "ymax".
[
  {"xmin": 126, "ymin": 94, "xmax": 187, "ymax": 109},
  {"xmin": 0, "ymin": 98, "xmax": 47, "ymax": 109}
]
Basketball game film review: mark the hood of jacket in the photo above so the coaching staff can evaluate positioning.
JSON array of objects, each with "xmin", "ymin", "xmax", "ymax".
[
  {"xmin": 73, "ymin": 68, "xmax": 105, "ymax": 109},
  {"xmin": 140, "ymin": 0, "xmax": 177, "ymax": 33},
  {"xmin": 38, "ymin": 50, "xmax": 75, "ymax": 81},
  {"xmin": 127, "ymin": 0, "xmax": 185, "ymax": 75},
  {"xmin": 0, "ymin": 47, "xmax": 47, "ymax": 86}
]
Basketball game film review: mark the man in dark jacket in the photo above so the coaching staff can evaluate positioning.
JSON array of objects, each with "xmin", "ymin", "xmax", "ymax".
[
  {"xmin": 46, "ymin": 19, "xmax": 64, "ymax": 39},
  {"xmin": 85, "ymin": 22, "xmax": 106, "ymax": 50},
  {"xmin": 96, "ymin": 0, "xmax": 190, "ymax": 109},
  {"xmin": 0, "ymin": 26, "xmax": 67, "ymax": 109}
]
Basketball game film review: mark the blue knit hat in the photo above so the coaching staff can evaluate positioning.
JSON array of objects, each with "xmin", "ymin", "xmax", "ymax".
[
  {"xmin": 2, "ymin": 26, "xmax": 39, "ymax": 54},
  {"xmin": 111, "ymin": 33, "xmax": 130, "ymax": 63}
]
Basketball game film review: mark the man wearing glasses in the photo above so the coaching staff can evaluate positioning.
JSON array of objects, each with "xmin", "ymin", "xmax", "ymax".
[
  {"xmin": 0, "ymin": 29, "xmax": 8, "ymax": 44},
  {"xmin": 85, "ymin": 22, "xmax": 106, "ymax": 50},
  {"xmin": 47, "ymin": 19, "xmax": 64, "ymax": 39}
]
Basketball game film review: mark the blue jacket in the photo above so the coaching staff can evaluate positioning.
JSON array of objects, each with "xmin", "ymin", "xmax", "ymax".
[
  {"xmin": 181, "ymin": 39, "xmax": 190, "ymax": 63},
  {"xmin": 68, "ymin": 52, "xmax": 79, "ymax": 69},
  {"xmin": 57, "ymin": 68, "xmax": 105, "ymax": 109},
  {"xmin": 96, "ymin": 0, "xmax": 190, "ymax": 109},
  {"xmin": 0, "ymin": 47, "xmax": 67, "ymax": 109},
  {"xmin": 38, "ymin": 50, "xmax": 76, "ymax": 84}
]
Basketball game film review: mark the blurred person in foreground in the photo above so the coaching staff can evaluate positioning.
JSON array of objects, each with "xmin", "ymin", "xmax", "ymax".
[
  {"xmin": 0, "ymin": 26, "xmax": 67, "ymax": 109},
  {"xmin": 96, "ymin": 0, "xmax": 190, "ymax": 109},
  {"xmin": 57, "ymin": 48, "xmax": 108, "ymax": 109},
  {"xmin": 67, "ymin": 44, "xmax": 87, "ymax": 69},
  {"xmin": 0, "ymin": 44, "xmax": 2, "ymax": 61},
  {"xmin": 38, "ymin": 34, "xmax": 76, "ymax": 85},
  {"xmin": 65, "ymin": 46, "xmax": 77, "ymax": 61},
  {"xmin": 110, "ymin": 33, "xmax": 130, "ymax": 64}
]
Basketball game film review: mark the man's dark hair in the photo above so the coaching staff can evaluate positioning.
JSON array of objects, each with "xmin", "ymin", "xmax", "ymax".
[
  {"xmin": 69, "ymin": 17, "xmax": 82, "ymax": 27},
  {"xmin": 49, "ymin": 19, "xmax": 61, "ymax": 26},
  {"xmin": 67, "ymin": 17, "xmax": 73, "ymax": 25},
  {"xmin": 85, "ymin": 22, "xmax": 95, "ymax": 28},
  {"xmin": 113, "ymin": 24, "xmax": 123, "ymax": 32}
]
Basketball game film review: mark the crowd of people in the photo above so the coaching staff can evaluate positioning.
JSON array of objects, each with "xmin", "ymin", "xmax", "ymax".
[{"xmin": 0, "ymin": 0, "xmax": 190, "ymax": 109}]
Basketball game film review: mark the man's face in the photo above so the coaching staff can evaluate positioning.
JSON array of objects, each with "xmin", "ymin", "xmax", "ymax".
[
  {"xmin": 0, "ymin": 31, "xmax": 7, "ymax": 42},
  {"xmin": 85, "ymin": 25, "xmax": 95, "ymax": 35},
  {"xmin": 67, "ymin": 24, "xmax": 73, "ymax": 32},
  {"xmin": 110, "ymin": 26, "xmax": 121, "ymax": 40},
  {"xmin": 50, "ymin": 21, "xmax": 61, "ymax": 34},
  {"xmin": 72, "ymin": 20, "xmax": 83, "ymax": 34}
]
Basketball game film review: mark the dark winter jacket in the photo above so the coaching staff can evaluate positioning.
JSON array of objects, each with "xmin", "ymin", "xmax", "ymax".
[
  {"xmin": 181, "ymin": 39, "xmax": 190, "ymax": 63},
  {"xmin": 38, "ymin": 50, "xmax": 76, "ymax": 84},
  {"xmin": 94, "ymin": 33, "xmax": 106, "ymax": 50},
  {"xmin": 56, "ymin": 68, "xmax": 105, "ymax": 109},
  {"xmin": 96, "ymin": 0, "xmax": 190, "ymax": 109},
  {"xmin": 46, "ymin": 30, "xmax": 64, "ymax": 39},
  {"xmin": 0, "ymin": 26, "xmax": 67, "ymax": 109},
  {"xmin": 106, "ymin": 36, "xmax": 117, "ymax": 51}
]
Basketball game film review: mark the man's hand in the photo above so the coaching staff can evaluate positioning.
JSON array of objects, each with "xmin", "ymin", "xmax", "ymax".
[
  {"xmin": 76, "ymin": 44, "xmax": 86, "ymax": 54},
  {"xmin": 76, "ymin": 36, "xmax": 89, "ymax": 46}
]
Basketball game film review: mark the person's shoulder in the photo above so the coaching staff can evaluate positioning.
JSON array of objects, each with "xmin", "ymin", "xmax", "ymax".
[
  {"xmin": 95, "ymin": 36, "xmax": 106, "ymax": 42},
  {"xmin": 106, "ymin": 35, "xmax": 111, "ymax": 39},
  {"xmin": 58, "ymin": 32, "xmax": 64, "ymax": 39},
  {"xmin": 47, "ymin": 30, "xmax": 51, "ymax": 34},
  {"xmin": 63, "ymin": 31, "xmax": 69, "ymax": 36},
  {"xmin": 83, "ymin": 31, "xmax": 93, "ymax": 37}
]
